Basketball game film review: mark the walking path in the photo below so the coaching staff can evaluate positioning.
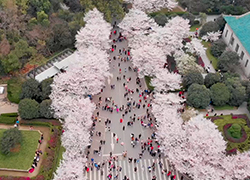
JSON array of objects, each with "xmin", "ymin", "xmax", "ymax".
[
  {"xmin": 0, "ymin": 124, "xmax": 50, "ymax": 178},
  {"xmin": 86, "ymin": 27, "xmax": 186, "ymax": 180}
]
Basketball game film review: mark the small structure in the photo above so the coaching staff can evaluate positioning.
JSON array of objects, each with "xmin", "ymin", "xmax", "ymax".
[
  {"xmin": 0, "ymin": 86, "xmax": 4, "ymax": 94},
  {"xmin": 222, "ymin": 12, "xmax": 250, "ymax": 77}
]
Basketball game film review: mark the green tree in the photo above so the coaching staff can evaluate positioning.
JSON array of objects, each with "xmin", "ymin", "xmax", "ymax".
[
  {"xmin": 182, "ymin": 12, "xmax": 195, "ymax": 26},
  {"xmin": 40, "ymin": 99, "xmax": 54, "ymax": 118},
  {"xmin": 18, "ymin": 98, "xmax": 40, "ymax": 119},
  {"xmin": 204, "ymin": 73, "xmax": 221, "ymax": 88},
  {"xmin": 199, "ymin": 12, "xmax": 207, "ymax": 25},
  {"xmin": 199, "ymin": 21, "xmax": 220, "ymax": 37},
  {"xmin": 225, "ymin": 77, "xmax": 246, "ymax": 106},
  {"xmin": 218, "ymin": 51, "xmax": 240, "ymax": 72},
  {"xmin": 221, "ymin": 72, "xmax": 240, "ymax": 82},
  {"xmin": 37, "ymin": 11, "xmax": 50, "ymax": 26},
  {"xmin": 187, "ymin": 83, "xmax": 211, "ymax": 109},
  {"xmin": 182, "ymin": 71, "xmax": 204, "ymax": 89},
  {"xmin": 40, "ymin": 78, "xmax": 53, "ymax": 100},
  {"xmin": 20, "ymin": 79, "xmax": 40, "ymax": 100},
  {"xmin": 211, "ymin": 39, "xmax": 227, "ymax": 57},
  {"xmin": 1, "ymin": 128, "xmax": 23, "ymax": 155},
  {"xmin": 79, "ymin": 0, "xmax": 94, "ymax": 12},
  {"xmin": 47, "ymin": 23, "xmax": 73, "ymax": 52},
  {"xmin": 64, "ymin": 0, "xmax": 83, "ymax": 12},
  {"xmin": 1, "ymin": 52, "xmax": 21, "ymax": 73},
  {"xmin": 215, "ymin": 15, "xmax": 226, "ymax": 31},
  {"xmin": 210, "ymin": 83, "xmax": 231, "ymax": 106},
  {"xmin": 28, "ymin": 0, "xmax": 51, "ymax": 16},
  {"xmin": 153, "ymin": 13, "xmax": 168, "ymax": 26}
]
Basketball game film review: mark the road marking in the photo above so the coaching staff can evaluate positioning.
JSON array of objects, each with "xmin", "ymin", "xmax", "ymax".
[{"xmin": 103, "ymin": 153, "xmax": 123, "ymax": 157}]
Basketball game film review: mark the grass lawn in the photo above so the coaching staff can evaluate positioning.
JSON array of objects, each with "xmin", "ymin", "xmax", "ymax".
[
  {"xmin": 214, "ymin": 105, "xmax": 237, "ymax": 110},
  {"xmin": 0, "ymin": 129, "xmax": 40, "ymax": 170},
  {"xmin": 190, "ymin": 24, "xmax": 201, "ymax": 32},
  {"xmin": 213, "ymin": 115, "xmax": 250, "ymax": 152},
  {"xmin": 7, "ymin": 77, "xmax": 25, "ymax": 104},
  {"xmin": 201, "ymin": 41, "xmax": 219, "ymax": 70},
  {"xmin": 144, "ymin": 76, "xmax": 154, "ymax": 91}
]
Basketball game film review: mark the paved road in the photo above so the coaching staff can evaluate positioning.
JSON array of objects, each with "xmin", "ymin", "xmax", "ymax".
[{"xmin": 87, "ymin": 28, "xmax": 184, "ymax": 180}]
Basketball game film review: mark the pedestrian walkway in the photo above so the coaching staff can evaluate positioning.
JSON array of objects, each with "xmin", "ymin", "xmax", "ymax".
[{"xmin": 86, "ymin": 157, "xmax": 179, "ymax": 180}]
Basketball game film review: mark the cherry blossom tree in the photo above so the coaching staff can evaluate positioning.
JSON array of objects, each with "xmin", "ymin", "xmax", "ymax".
[
  {"xmin": 50, "ymin": 48, "xmax": 110, "ymax": 100},
  {"xmin": 185, "ymin": 38, "xmax": 206, "ymax": 56},
  {"xmin": 124, "ymin": 0, "xmax": 177, "ymax": 12},
  {"xmin": 151, "ymin": 69, "xmax": 182, "ymax": 92},
  {"xmin": 75, "ymin": 8, "xmax": 112, "ymax": 50},
  {"xmin": 131, "ymin": 44, "xmax": 166, "ymax": 78},
  {"xmin": 52, "ymin": 97, "xmax": 95, "ymax": 180},
  {"xmin": 202, "ymin": 31, "xmax": 222, "ymax": 42},
  {"xmin": 119, "ymin": 8, "xmax": 159, "ymax": 39},
  {"xmin": 175, "ymin": 54, "xmax": 204, "ymax": 74}
]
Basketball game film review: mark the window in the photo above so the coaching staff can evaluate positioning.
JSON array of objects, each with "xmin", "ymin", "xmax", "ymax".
[
  {"xmin": 245, "ymin": 60, "xmax": 249, "ymax": 67},
  {"xmin": 235, "ymin": 44, "xmax": 239, "ymax": 53},
  {"xmin": 230, "ymin": 36, "xmax": 234, "ymax": 46},
  {"xmin": 225, "ymin": 30, "xmax": 228, "ymax": 37},
  {"xmin": 241, "ymin": 51, "xmax": 245, "ymax": 60}
]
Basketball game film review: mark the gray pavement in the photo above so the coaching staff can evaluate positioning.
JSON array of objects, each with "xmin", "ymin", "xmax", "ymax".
[{"xmin": 87, "ymin": 28, "xmax": 183, "ymax": 180}]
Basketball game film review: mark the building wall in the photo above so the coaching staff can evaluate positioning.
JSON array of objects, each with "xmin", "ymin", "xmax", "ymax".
[{"xmin": 222, "ymin": 23, "xmax": 250, "ymax": 77}]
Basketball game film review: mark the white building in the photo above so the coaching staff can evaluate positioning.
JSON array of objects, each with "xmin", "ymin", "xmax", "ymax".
[{"xmin": 222, "ymin": 12, "xmax": 250, "ymax": 77}]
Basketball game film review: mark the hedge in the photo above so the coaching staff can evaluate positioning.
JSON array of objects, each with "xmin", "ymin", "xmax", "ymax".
[
  {"xmin": 0, "ymin": 116, "xmax": 17, "ymax": 124},
  {"xmin": 0, "ymin": 113, "xmax": 18, "ymax": 117}
]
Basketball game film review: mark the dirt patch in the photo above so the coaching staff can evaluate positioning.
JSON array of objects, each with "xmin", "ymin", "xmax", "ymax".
[{"xmin": 10, "ymin": 144, "xmax": 21, "ymax": 153}]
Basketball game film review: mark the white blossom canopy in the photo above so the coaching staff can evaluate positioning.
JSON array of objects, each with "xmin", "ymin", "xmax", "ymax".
[
  {"xmin": 151, "ymin": 69, "xmax": 182, "ymax": 92},
  {"xmin": 124, "ymin": 0, "xmax": 177, "ymax": 12},
  {"xmin": 119, "ymin": 8, "xmax": 159, "ymax": 39},
  {"xmin": 202, "ymin": 31, "xmax": 222, "ymax": 42},
  {"xmin": 75, "ymin": 8, "xmax": 112, "ymax": 50},
  {"xmin": 131, "ymin": 44, "xmax": 166, "ymax": 78},
  {"xmin": 175, "ymin": 54, "xmax": 204, "ymax": 74}
]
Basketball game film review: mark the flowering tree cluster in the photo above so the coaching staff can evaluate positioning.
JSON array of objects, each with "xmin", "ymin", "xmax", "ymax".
[
  {"xmin": 120, "ymin": 8, "xmax": 190, "ymax": 78},
  {"xmin": 175, "ymin": 54, "xmax": 204, "ymax": 74},
  {"xmin": 124, "ymin": 0, "xmax": 177, "ymax": 12},
  {"xmin": 75, "ymin": 8, "xmax": 112, "ymax": 50},
  {"xmin": 185, "ymin": 38, "xmax": 206, "ymax": 56},
  {"xmin": 53, "ymin": 98, "xmax": 95, "ymax": 180},
  {"xmin": 151, "ymin": 69, "xmax": 182, "ymax": 92},
  {"xmin": 51, "ymin": 8, "xmax": 111, "ymax": 180},
  {"xmin": 202, "ymin": 31, "xmax": 222, "ymax": 42}
]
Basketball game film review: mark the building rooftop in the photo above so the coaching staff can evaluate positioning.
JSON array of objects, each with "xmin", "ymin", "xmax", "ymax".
[{"xmin": 224, "ymin": 12, "xmax": 250, "ymax": 55}]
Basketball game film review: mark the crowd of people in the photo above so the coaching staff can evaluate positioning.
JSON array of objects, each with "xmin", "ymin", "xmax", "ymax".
[
  {"xmin": 29, "ymin": 133, "xmax": 44, "ymax": 173},
  {"xmin": 85, "ymin": 26, "xmax": 179, "ymax": 180}
]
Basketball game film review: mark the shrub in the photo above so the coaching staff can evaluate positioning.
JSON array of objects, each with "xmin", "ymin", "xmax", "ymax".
[
  {"xmin": 187, "ymin": 84, "xmax": 211, "ymax": 109},
  {"xmin": 20, "ymin": 79, "xmax": 40, "ymax": 101},
  {"xmin": 228, "ymin": 124, "xmax": 242, "ymax": 139},
  {"xmin": 218, "ymin": 51, "xmax": 240, "ymax": 72},
  {"xmin": 204, "ymin": 73, "xmax": 221, "ymax": 88},
  {"xmin": 40, "ymin": 78, "xmax": 53, "ymax": 101},
  {"xmin": 0, "ymin": 128, "xmax": 22, "ymax": 155},
  {"xmin": 153, "ymin": 13, "xmax": 168, "ymax": 26},
  {"xmin": 210, "ymin": 83, "xmax": 231, "ymax": 106},
  {"xmin": 40, "ymin": 99, "xmax": 54, "ymax": 119},
  {"xmin": 182, "ymin": 12, "xmax": 195, "ymax": 26},
  {"xmin": 18, "ymin": 99, "xmax": 40, "ymax": 119},
  {"xmin": 225, "ymin": 77, "xmax": 246, "ymax": 106},
  {"xmin": 211, "ymin": 39, "xmax": 227, "ymax": 57},
  {"xmin": 182, "ymin": 71, "xmax": 204, "ymax": 89},
  {"xmin": 199, "ymin": 21, "xmax": 220, "ymax": 37}
]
